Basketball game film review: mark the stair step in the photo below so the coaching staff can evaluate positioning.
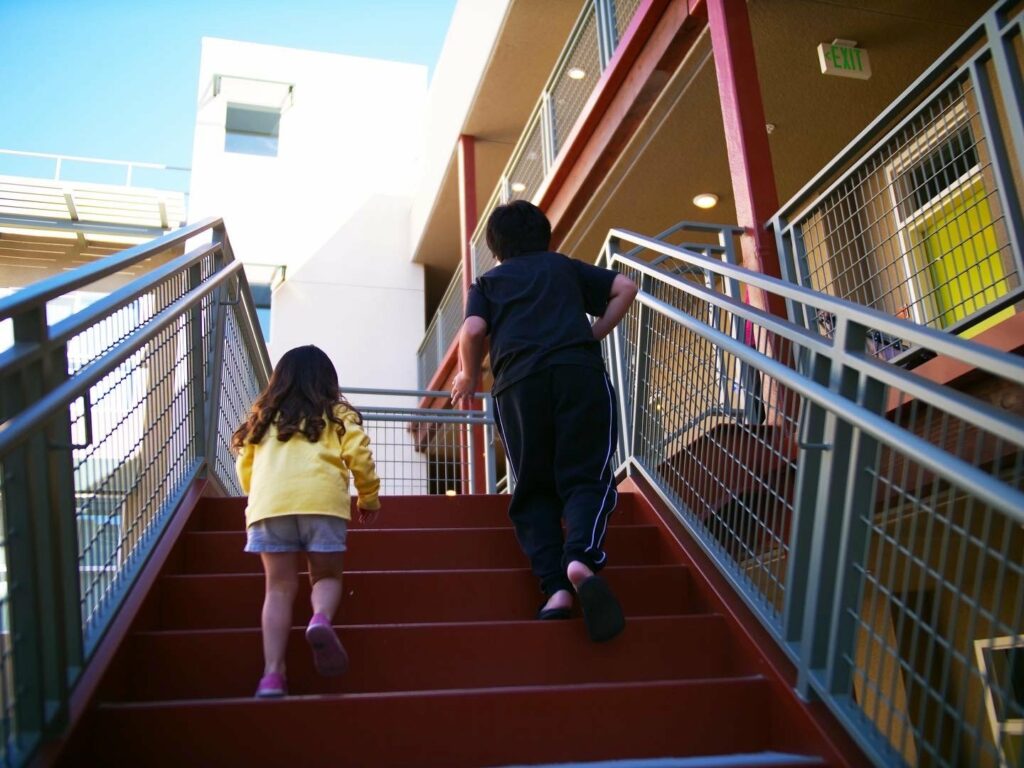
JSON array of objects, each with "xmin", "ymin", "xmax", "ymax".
[
  {"xmin": 85, "ymin": 677, "xmax": 779, "ymax": 767},
  {"xmin": 155, "ymin": 565, "xmax": 702, "ymax": 629},
  {"xmin": 180, "ymin": 525, "xmax": 674, "ymax": 573},
  {"xmin": 192, "ymin": 493, "xmax": 648, "ymax": 531},
  {"xmin": 507, "ymin": 753, "xmax": 826, "ymax": 768},
  {"xmin": 119, "ymin": 615, "xmax": 747, "ymax": 701}
]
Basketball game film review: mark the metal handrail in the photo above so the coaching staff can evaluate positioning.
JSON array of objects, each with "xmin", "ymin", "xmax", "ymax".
[
  {"xmin": 609, "ymin": 228, "xmax": 1024, "ymax": 384},
  {"xmin": 0, "ymin": 147, "xmax": 190, "ymax": 187},
  {"xmin": 603, "ymin": 223, "xmax": 1024, "ymax": 767}
]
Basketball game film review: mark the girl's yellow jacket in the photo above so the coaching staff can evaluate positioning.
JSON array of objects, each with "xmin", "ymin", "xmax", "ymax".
[{"xmin": 235, "ymin": 406, "xmax": 381, "ymax": 528}]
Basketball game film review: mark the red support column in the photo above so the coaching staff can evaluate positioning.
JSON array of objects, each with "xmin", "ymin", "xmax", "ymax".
[
  {"xmin": 707, "ymin": 0, "xmax": 786, "ymax": 320},
  {"xmin": 456, "ymin": 135, "xmax": 487, "ymax": 494}
]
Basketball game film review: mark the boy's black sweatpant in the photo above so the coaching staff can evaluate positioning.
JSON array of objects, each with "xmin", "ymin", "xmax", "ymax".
[{"xmin": 494, "ymin": 364, "xmax": 618, "ymax": 597}]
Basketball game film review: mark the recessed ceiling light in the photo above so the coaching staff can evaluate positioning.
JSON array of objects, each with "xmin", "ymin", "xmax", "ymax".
[
  {"xmin": 693, "ymin": 193, "xmax": 719, "ymax": 209},
  {"xmin": 567, "ymin": 67, "xmax": 587, "ymax": 80},
  {"xmin": 510, "ymin": 181, "xmax": 527, "ymax": 193}
]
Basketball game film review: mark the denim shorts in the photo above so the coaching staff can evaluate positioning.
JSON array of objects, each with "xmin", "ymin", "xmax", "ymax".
[{"xmin": 245, "ymin": 514, "xmax": 349, "ymax": 553}]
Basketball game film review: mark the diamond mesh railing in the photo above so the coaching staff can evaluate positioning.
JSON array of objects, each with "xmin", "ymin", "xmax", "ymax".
[
  {"xmin": 773, "ymin": 1, "xmax": 1024, "ymax": 361},
  {"xmin": 0, "ymin": 218, "xmax": 270, "ymax": 766},
  {"xmin": 603, "ymin": 225, "xmax": 1024, "ymax": 768}
]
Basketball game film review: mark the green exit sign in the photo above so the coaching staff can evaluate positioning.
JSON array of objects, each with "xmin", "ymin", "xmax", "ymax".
[{"xmin": 817, "ymin": 40, "xmax": 871, "ymax": 80}]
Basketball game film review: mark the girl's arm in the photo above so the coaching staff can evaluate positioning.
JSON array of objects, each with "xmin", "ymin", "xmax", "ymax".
[
  {"xmin": 340, "ymin": 419, "xmax": 381, "ymax": 511},
  {"xmin": 235, "ymin": 442, "xmax": 255, "ymax": 494}
]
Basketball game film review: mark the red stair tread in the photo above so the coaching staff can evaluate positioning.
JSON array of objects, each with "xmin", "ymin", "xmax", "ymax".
[
  {"xmin": 122, "ymin": 615, "xmax": 750, "ymax": 700},
  {"xmin": 181, "ymin": 525, "xmax": 674, "ymax": 573},
  {"xmin": 192, "ymin": 492, "xmax": 649, "ymax": 531},
  {"xmin": 155, "ymin": 565, "xmax": 701, "ymax": 629},
  {"xmin": 84, "ymin": 677, "xmax": 778, "ymax": 767}
]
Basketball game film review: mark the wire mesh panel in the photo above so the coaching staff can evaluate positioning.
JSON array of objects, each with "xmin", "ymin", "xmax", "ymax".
[
  {"xmin": 624, "ymin": 264, "xmax": 801, "ymax": 621},
  {"xmin": 798, "ymin": 305, "xmax": 1024, "ymax": 767},
  {"xmin": 70, "ymin": 292, "xmax": 203, "ymax": 650},
  {"xmin": 550, "ymin": 5, "xmax": 602, "ymax": 156},
  {"xmin": 347, "ymin": 396, "xmax": 499, "ymax": 496},
  {"xmin": 0, "ymin": 472, "xmax": 17, "ymax": 768},
  {"xmin": 506, "ymin": 112, "xmax": 546, "ymax": 203},
  {"xmin": 416, "ymin": 264, "xmax": 464, "ymax": 389},
  {"xmin": 776, "ymin": 5, "xmax": 1024, "ymax": 362},
  {"xmin": 613, "ymin": 0, "xmax": 643, "ymax": 42},
  {"xmin": 609, "ymin": 222, "xmax": 1024, "ymax": 768},
  {"xmin": 212, "ymin": 303, "xmax": 267, "ymax": 496}
]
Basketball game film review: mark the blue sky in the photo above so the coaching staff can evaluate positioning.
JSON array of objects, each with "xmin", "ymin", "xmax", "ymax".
[{"xmin": 0, "ymin": 0, "xmax": 456, "ymax": 183}]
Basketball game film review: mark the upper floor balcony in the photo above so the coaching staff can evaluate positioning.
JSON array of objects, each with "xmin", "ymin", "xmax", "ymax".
[{"xmin": 415, "ymin": 0, "xmax": 1019, "ymax": 388}]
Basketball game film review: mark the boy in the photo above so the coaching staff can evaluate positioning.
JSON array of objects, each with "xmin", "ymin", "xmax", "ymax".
[{"xmin": 451, "ymin": 201, "xmax": 638, "ymax": 642}]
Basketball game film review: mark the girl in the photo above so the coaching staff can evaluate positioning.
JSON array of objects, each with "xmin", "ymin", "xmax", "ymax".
[{"xmin": 233, "ymin": 345, "xmax": 381, "ymax": 698}]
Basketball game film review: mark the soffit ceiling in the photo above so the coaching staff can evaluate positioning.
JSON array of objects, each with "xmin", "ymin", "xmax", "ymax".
[
  {"xmin": 559, "ymin": 0, "xmax": 992, "ymax": 264},
  {"xmin": 414, "ymin": 0, "xmax": 587, "ymax": 271}
]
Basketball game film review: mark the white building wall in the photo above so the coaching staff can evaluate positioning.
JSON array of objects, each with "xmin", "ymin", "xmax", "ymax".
[
  {"xmin": 189, "ymin": 38, "xmax": 426, "ymax": 397},
  {"xmin": 409, "ymin": 0, "xmax": 511, "ymax": 258}
]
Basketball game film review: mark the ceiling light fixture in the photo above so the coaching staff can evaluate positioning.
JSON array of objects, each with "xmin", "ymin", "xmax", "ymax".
[
  {"xmin": 510, "ymin": 181, "xmax": 527, "ymax": 193},
  {"xmin": 693, "ymin": 193, "xmax": 719, "ymax": 209},
  {"xmin": 567, "ymin": 67, "xmax": 587, "ymax": 80}
]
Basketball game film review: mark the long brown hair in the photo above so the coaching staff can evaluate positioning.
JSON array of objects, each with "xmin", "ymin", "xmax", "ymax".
[{"xmin": 231, "ymin": 345, "xmax": 361, "ymax": 448}]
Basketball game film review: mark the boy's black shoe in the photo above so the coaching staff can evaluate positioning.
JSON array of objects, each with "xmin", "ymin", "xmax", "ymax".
[{"xmin": 577, "ymin": 575, "xmax": 625, "ymax": 642}]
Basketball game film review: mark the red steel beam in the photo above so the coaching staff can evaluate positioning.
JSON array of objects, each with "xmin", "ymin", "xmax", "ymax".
[{"xmin": 707, "ymin": 0, "xmax": 786, "ymax": 319}]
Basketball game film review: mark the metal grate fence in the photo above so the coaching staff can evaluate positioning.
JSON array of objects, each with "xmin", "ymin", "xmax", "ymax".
[
  {"xmin": 604, "ymin": 226, "xmax": 1024, "ymax": 768},
  {"xmin": 416, "ymin": 262, "xmax": 463, "ymax": 388},
  {"xmin": 0, "ymin": 218, "xmax": 270, "ymax": 767},
  {"xmin": 774, "ymin": 2, "xmax": 1024, "ymax": 361},
  {"xmin": 344, "ymin": 389, "xmax": 500, "ymax": 496}
]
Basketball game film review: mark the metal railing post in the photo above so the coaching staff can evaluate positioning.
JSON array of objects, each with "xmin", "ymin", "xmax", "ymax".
[
  {"xmin": 540, "ymin": 93, "xmax": 557, "ymax": 171},
  {"xmin": 0, "ymin": 307, "xmax": 81, "ymax": 751},
  {"xmin": 970, "ymin": 54, "xmax": 1024, "ymax": 278},
  {"xmin": 483, "ymin": 395, "xmax": 498, "ymax": 494},
  {"xmin": 594, "ymin": 0, "xmax": 618, "ymax": 69},
  {"xmin": 782, "ymin": 351, "xmax": 833, "ymax": 669},
  {"xmin": 795, "ymin": 319, "xmax": 886, "ymax": 699},
  {"xmin": 204, "ymin": 228, "xmax": 230, "ymax": 474},
  {"xmin": 629, "ymin": 272, "xmax": 654, "ymax": 462}
]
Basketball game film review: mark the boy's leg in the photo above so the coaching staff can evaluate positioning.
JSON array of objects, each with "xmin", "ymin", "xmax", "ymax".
[
  {"xmin": 551, "ymin": 366, "xmax": 618, "ymax": 573},
  {"xmin": 260, "ymin": 551, "xmax": 300, "ymax": 675},
  {"xmin": 495, "ymin": 371, "xmax": 572, "ymax": 598}
]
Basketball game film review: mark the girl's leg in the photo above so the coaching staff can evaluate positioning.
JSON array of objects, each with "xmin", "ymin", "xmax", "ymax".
[
  {"xmin": 307, "ymin": 552, "xmax": 345, "ymax": 619},
  {"xmin": 260, "ymin": 551, "xmax": 300, "ymax": 675},
  {"xmin": 305, "ymin": 552, "xmax": 349, "ymax": 676}
]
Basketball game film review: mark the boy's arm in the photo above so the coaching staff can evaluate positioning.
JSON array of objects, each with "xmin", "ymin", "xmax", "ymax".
[
  {"xmin": 591, "ymin": 273, "xmax": 638, "ymax": 341},
  {"xmin": 451, "ymin": 315, "xmax": 488, "ymax": 408}
]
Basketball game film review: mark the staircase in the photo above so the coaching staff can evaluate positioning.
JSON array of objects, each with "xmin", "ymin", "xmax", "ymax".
[{"xmin": 59, "ymin": 486, "xmax": 858, "ymax": 767}]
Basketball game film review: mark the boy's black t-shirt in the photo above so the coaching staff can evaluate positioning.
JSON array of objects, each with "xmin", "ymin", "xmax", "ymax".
[{"xmin": 465, "ymin": 250, "xmax": 618, "ymax": 395}]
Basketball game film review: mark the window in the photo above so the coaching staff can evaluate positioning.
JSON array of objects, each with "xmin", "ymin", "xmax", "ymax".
[
  {"xmin": 251, "ymin": 283, "xmax": 272, "ymax": 341},
  {"xmin": 976, "ymin": 636, "xmax": 1024, "ymax": 766},
  {"xmin": 225, "ymin": 104, "xmax": 281, "ymax": 157}
]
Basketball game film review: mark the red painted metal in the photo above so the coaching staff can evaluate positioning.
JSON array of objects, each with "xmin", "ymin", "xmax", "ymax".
[
  {"xmin": 540, "ymin": 0, "xmax": 708, "ymax": 245},
  {"xmin": 707, "ymin": 0, "xmax": 786, "ymax": 319},
  {"xmin": 457, "ymin": 134, "xmax": 488, "ymax": 494}
]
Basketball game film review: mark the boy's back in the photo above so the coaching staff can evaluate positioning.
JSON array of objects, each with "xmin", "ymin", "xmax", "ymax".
[{"xmin": 467, "ymin": 251, "xmax": 616, "ymax": 394}]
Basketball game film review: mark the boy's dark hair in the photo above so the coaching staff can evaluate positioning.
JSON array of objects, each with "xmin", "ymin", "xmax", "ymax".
[
  {"xmin": 231, "ymin": 344, "xmax": 361, "ymax": 448},
  {"xmin": 486, "ymin": 200, "xmax": 552, "ymax": 262}
]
